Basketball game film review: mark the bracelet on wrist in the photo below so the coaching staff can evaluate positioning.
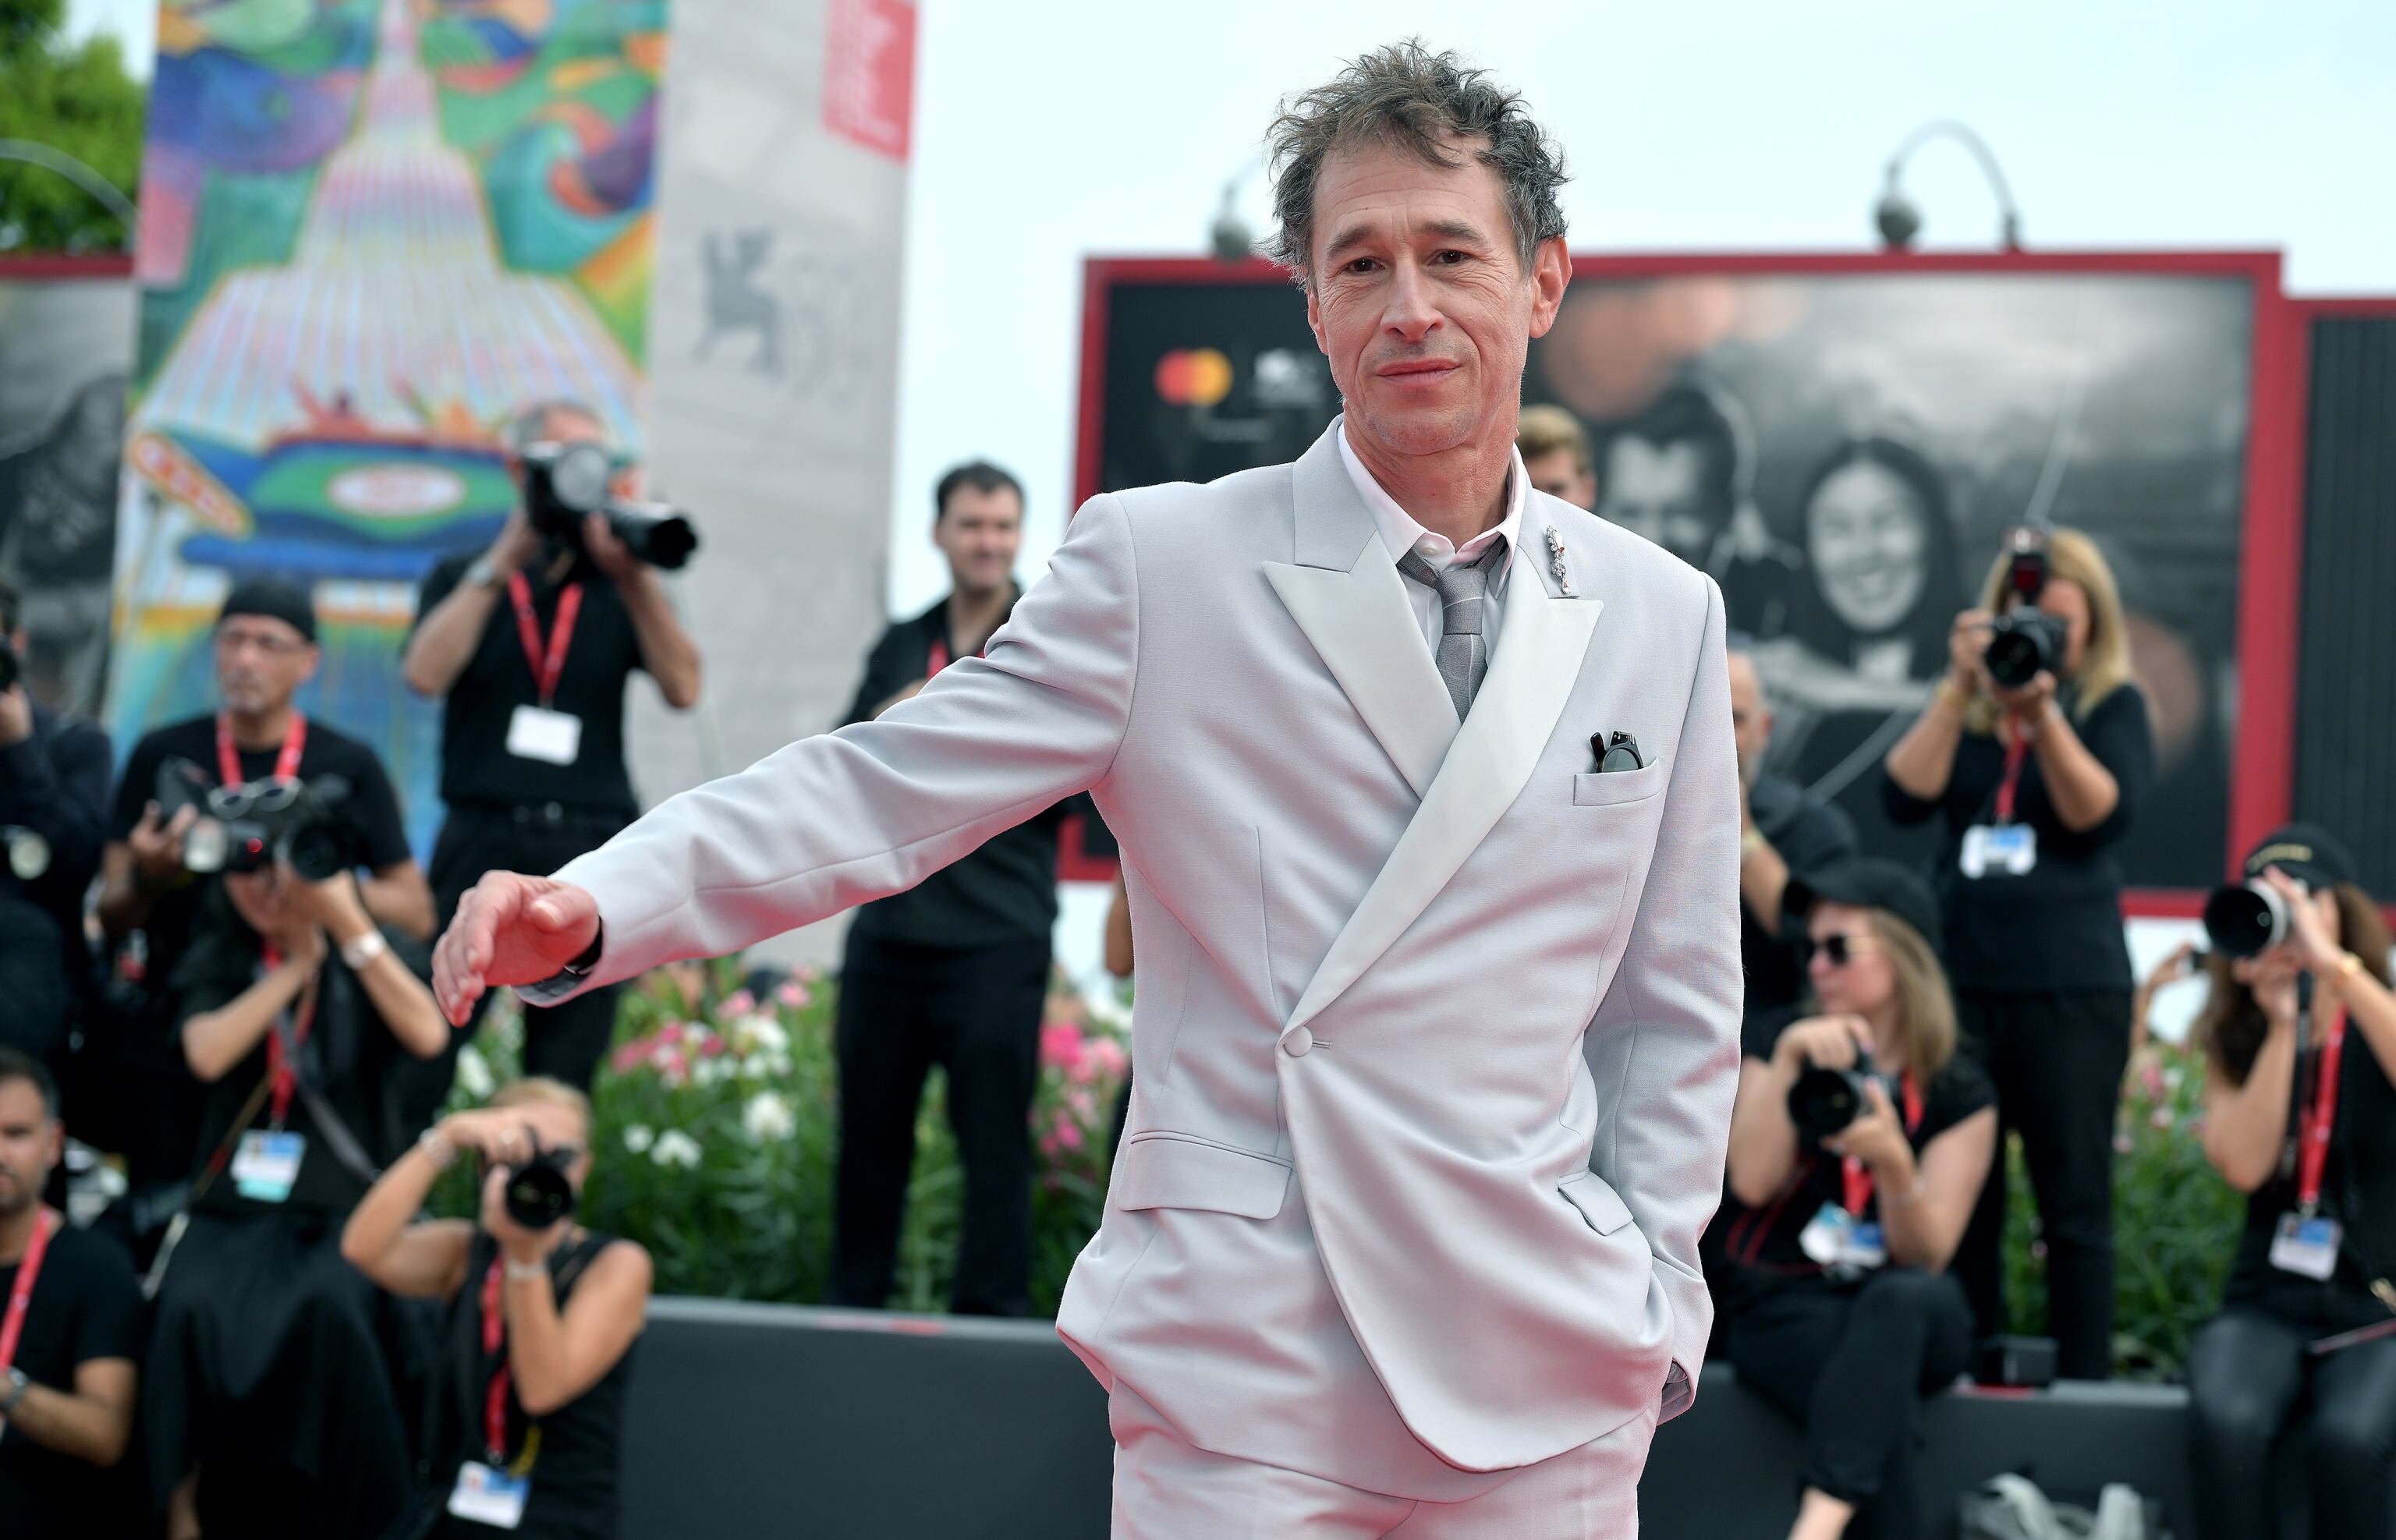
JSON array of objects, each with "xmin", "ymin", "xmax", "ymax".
[
  {"xmin": 341, "ymin": 928, "xmax": 389, "ymax": 972},
  {"xmin": 417, "ymin": 1126, "xmax": 458, "ymax": 1172},
  {"xmin": 504, "ymin": 1257, "xmax": 551, "ymax": 1283}
]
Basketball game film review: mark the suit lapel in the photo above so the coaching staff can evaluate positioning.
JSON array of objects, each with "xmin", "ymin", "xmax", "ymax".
[
  {"xmin": 1263, "ymin": 423, "xmax": 1455, "ymax": 800},
  {"xmin": 1285, "ymin": 504, "xmax": 1605, "ymax": 1036}
]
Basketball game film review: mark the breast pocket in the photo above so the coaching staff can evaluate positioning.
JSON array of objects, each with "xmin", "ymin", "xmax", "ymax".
[{"xmin": 1572, "ymin": 761, "xmax": 1668, "ymax": 808}]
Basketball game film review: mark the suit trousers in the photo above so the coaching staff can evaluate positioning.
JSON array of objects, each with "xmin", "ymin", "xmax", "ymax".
[
  {"xmin": 831, "ymin": 929, "xmax": 1051, "ymax": 1317},
  {"xmin": 1724, "ymin": 1269, "xmax": 1974, "ymax": 1540},
  {"xmin": 2187, "ymin": 1307, "xmax": 2396, "ymax": 1540},
  {"xmin": 1106, "ymin": 1380, "xmax": 1656, "ymax": 1539},
  {"xmin": 1949, "ymin": 989, "xmax": 2130, "ymax": 1379}
]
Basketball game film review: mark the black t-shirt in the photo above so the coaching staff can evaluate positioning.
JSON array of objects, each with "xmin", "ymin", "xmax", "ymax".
[
  {"xmin": 1883, "ymin": 682, "xmax": 2155, "ymax": 995},
  {"xmin": 109, "ymin": 713, "xmax": 415, "ymax": 999},
  {"xmin": 170, "ymin": 921, "xmax": 433, "ymax": 1218},
  {"xmin": 0, "ymin": 1222, "xmax": 143, "ymax": 1531},
  {"xmin": 1742, "ymin": 775, "xmax": 1859, "ymax": 1023},
  {"xmin": 840, "ymin": 592, "xmax": 1078, "ymax": 951},
  {"xmin": 413, "ymin": 552, "xmax": 647, "ymax": 817},
  {"xmin": 1714, "ymin": 1006, "xmax": 1997, "ymax": 1315}
]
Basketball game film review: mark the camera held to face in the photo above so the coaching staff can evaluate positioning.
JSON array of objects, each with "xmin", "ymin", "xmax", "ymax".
[
  {"xmin": 156, "ymin": 757, "xmax": 353, "ymax": 882},
  {"xmin": 1984, "ymin": 527, "xmax": 2065, "ymax": 690},
  {"xmin": 2203, "ymin": 878, "xmax": 2301, "ymax": 960},
  {"xmin": 502, "ymin": 1133, "xmax": 580, "ymax": 1231},
  {"xmin": 521, "ymin": 440, "xmax": 700, "ymax": 572},
  {"xmin": 1788, "ymin": 1045, "xmax": 1900, "ymax": 1144}
]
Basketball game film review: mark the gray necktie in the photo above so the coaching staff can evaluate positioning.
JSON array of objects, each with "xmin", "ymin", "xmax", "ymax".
[{"xmin": 1397, "ymin": 536, "xmax": 1508, "ymax": 720}]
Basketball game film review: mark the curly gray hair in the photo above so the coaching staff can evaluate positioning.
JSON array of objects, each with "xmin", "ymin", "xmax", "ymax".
[{"xmin": 1264, "ymin": 40, "xmax": 1568, "ymax": 287}]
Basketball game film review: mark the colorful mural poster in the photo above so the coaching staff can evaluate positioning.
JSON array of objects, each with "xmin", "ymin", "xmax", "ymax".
[{"xmin": 111, "ymin": 0, "xmax": 666, "ymax": 850}]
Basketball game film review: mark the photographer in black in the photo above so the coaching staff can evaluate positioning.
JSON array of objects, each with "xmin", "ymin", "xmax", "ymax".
[
  {"xmin": 1719, "ymin": 862, "xmax": 1996, "ymax": 1540},
  {"xmin": 145, "ymin": 857, "xmax": 448, "ymax": 1538},
  {"xmin": 98, "ymin": 580, "xmax": 429, "ymax": 1204},
  {"xmin": 2185, "ymin": 828, "xmax": 2396, "ymax": 1540},
  {"xmin": 1880, "ymin": 527, "xmax": 2153, "ymax": 1377},
  {"xmin": 343, "ymin": 1078, "xmax": 651, "ymax": 1540},
  {"xmin": 404, "ymin": 402, "xmax": 701, "ymax": 1102},
  {"xmin": 0, "ymin": 579, "xmax": 110, "ymax": 1068}
]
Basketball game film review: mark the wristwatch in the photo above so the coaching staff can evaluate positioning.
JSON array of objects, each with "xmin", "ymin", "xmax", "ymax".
[
  {"xmin": 341, "ymin": 929, "xmax": 390, "ymax": 972},
  {"xmin": 1, "ymin": 1366, "xmax": 30, "ymax": 1415},
  {"xmin": 465, "ymin": 553, "xmax": 504, "ymax": 589}
]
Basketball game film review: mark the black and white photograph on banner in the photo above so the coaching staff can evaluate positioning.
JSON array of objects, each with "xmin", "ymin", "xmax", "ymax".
[
  {"xmin": 0, "ymin": 264, "xmax": 133, "ymax": 717},
  {"xmin": 1527, "ymin": 268, "xmax": 2254, "ymax": 888}
]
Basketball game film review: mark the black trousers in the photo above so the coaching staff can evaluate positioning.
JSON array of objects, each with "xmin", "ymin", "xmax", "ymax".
[
  {"xmin": 0, "ymin": 891, "xmax": 70, "ymax": 1066},
  {"xmin": 1727, "ymin": 1269, "xmax": 1976, "ymax": 1540},
  {"xmin": 831, "ymin": 930, "xmax": 1050, "ymax": 1317},
  {"xmin": 418, "ymin": 805, "xmax": 629, "ymax": 1120},
  {"xmin": 2188, "ymin": 1307, "xmax": 2396, "ymax": 1540},
  {"xmin": 1951, "ymin": 988, "xmax": 2130, "ymax": 1379}
]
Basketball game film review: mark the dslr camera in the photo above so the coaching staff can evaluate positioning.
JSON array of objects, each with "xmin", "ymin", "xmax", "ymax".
[
  {"xmin": 502, "ymin": 1133, "xmax": 580, "ymax": 1230},
  {"xmin": 1788, "ymin": 1045, "xmax": 1901, "ymax": 1143},
  {"xmin": 156, "ymin": 757, "xmax": 353, "ymax": 882},
  {"xmin": 2204, "ymin": 877, "xmax": 2302, "ymax": 960},
  {"xmin": 1984, "ymin": 528, "xmax": 2066, "ymax": 690},
  {"xmin": 520, "ymin": 439, "xmax": 700, "ymax": 572}
]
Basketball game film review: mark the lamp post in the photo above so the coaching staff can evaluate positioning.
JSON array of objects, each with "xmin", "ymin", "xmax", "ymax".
[
  {"xmin": 0, "ymin": 138, "xmax": 140, "ymax": 243},
  {"xmin": 1209, "ymin": 158, "xmax": 1266, "ymax": 264},
  {"xmin": 1873, "ymin": 121, "xmax": 2022, "ymax": 252}
]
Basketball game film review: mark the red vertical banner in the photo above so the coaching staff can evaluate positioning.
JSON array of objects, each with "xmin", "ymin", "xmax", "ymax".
[{"xmin": 824, "ymin": 0, "xmax": 917, "ymax": 161}]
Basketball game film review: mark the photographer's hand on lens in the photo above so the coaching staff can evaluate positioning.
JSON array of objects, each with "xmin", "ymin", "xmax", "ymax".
[
  {"xmin": 1821, "ymin": 1077, "xmax": 1911, "ymax": 1171},
  {"xmin": 1774, "ymin": 1014, "xmax": 1873, "ymax": 1074},
  {"xmin": 130, "ymin": 801, "xmax": 197, "ymax": 884},
  {"xmin": 2260, "ymin": 867, "xmax": 2345, "ymax": 975},
  {"xmin": 284, "ymin": 861, "xmax": 369, "ymax": 936},
  {"xmin": 434, "ymin": 872, "xmax": 601, "ymax": 1025},
  {"xmin": 580, "ymin": 512, "xmax": 639, "ymax": 581},
  {"xmin": 1990, "ymin": 669, "xmax": 2058, "ymax": 722},
  {"xmin": 1946, "ymin": 609, "xmax": 1996, "ymax": 697},
  {"xmin": 0, "ymin": 685, "xmax": 30, "ymax": 749}
]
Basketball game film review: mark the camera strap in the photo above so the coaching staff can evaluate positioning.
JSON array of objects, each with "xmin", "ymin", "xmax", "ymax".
[
  {"xmin": 1992, "ymin": 714, "xmax": 2032, "ymax": 827},
  {"xmin": 477, "ymin": 1239, "xmax": 594, "ymax": 1474},
  {"xmin": 2298, "ymin": 1006, "xmax": 2351, "ymax": 1216},
  {"xmin": 258, "ymin": 945, "xmax": 320, "ymax": 1129},
  {"xmin": 215, "ymin": 710, "xmax": 308, "ymax": 788},
  {"xmin": 507, "ymin": 572, "xmax": 585, "ymax": 709},
  {"xmin": 1840, "ymin": 1074, "xmax": 1924, "ymax": 1218},
  {"xmin": 0, "ymin": 1209, "xmax": 60, "ymax": 1379}
]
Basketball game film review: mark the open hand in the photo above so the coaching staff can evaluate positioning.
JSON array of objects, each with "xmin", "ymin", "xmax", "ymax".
[{"xmin": 433, "ymin": 872, "xmax": 601, "ymax": 1025}]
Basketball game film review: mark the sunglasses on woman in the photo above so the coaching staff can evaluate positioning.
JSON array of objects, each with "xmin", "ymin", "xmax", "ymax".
[{"xmin": 1802, "ymin": 933, "xmax": 1881, "ymax": 969}]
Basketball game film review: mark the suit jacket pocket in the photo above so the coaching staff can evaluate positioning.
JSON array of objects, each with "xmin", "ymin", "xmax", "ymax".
[
  {"xmin": 1559, "ymin": 1170, "xmax": 1636, "ymax": 1235},
  {"xmin": 1115, "ymin": 1132, "xmax": 1293, "ymax": 1220},
  {"xmin": 1572, "ymin": 763, "xmax": 1668, "ymax": 808}
]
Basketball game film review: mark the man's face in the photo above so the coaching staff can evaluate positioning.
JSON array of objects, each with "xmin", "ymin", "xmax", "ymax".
[
  {"xmin": 0, "ymin": 1080, "xmax": 58, "ymax": 1219},
  {"xmin": 1598, "ymin": 437, "xmax": 1721, "ymax": 566},
  {"xmin": 934, "ymin": 485, "xmax": 1023, "ymax": 597},
  {"xmin": 1523, "ymin": 447, "xmax": 1596, "ymax": 511},
  {"xmin": 214, "ymin": 614, "xmax": 318, "ymax": 717},
  {"xmin": 1726, "ymin": 652, "xmax": 1773, "ymax": 787},
  {"xmin": 1304, "ymin": 134, "xmax": 1567, "ymax": 464}
]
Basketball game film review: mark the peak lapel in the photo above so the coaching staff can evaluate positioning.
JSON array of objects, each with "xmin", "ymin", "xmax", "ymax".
[{"xmin": 1285, "ymin": 513, "xmax": 1604, "ymax": 1036}]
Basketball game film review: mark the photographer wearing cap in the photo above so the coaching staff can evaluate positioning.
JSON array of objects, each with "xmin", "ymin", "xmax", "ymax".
[
  {"xmin": 403, "ymin": 402, "xmax": 700, "ymax": 1101},
  {"xmin": 2185, "ymin": 827, "xmax": 2396, "ymax": 1540},
  {"xmin": 145, "ymin": 859, "xmax": 447, "ymax": 1539},
  {"xmin": 1718, "ymin": 861, "xmax": 1996, "ymax": 1540},
  {"xmin": 1880, "ymin": 526, "xmax": 2154, "ymax": 1377},
  {"xmin": 344, "ymin": 1078, "xmax": 650, "ymax": 1540},
  {"xmin": 0, "ymin": 579, "xmax": 110, "ymax": 1068},
  {"xmin": 0, "ymin": 1048, "xmax": 142, "ymax": 1537},
  {"xmin": 97, "ymin": 579, "xmax": 430, "ymax": 1204}
]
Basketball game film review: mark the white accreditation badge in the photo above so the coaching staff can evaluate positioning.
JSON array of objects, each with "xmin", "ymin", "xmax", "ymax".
[
  {"xmin": 229, "ymin": 1130, "xmax": 306, "ymax": 1203},
  {"xmin": 2270, "ymin": 1213, "xmax": 2344, "ymax": 1281},
  {"xmin": 448, "ymin": 1462, "xmax": 531, "ymax": 1528},
  {"xmin": 505, "ymin": 706, "xmax": 583, "ymax": 766},
  {"xmin": 1960, "ymin": 823, "xmax": 2037, "ymax": 879}
]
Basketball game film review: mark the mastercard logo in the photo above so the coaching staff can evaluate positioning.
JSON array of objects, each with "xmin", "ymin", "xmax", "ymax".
[{"xmin": 1154, "ymin": 348, "xmax": 1234, "ymax": 408}]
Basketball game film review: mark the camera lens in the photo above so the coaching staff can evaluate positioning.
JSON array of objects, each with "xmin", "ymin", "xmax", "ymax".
[
  {"xmin": 503, "ymin": 1159, "xmax": 578, "ymax": 1230},
  {"xmin": 2203, "ymin": 881, "xmax": 2288, "ymax": 960},
  {"xmin": 282, "ymin": 822, "xmax": 348, "ymax": 883},
  {"xmin": 1788, "ymin": 1066, "xmax": 1867, "ymax": 1142}
]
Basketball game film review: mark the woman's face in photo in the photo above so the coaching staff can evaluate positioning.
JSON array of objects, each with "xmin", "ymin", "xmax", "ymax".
[{"xmin": 1806, "ymin": 460, "xmax": 1932, "ymax": 636}]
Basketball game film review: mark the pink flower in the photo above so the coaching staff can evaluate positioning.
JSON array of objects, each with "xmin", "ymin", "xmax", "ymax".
[
  {"xmin": 1039, "ymin": 1021, "xmax": 1087, "ymax": 1074},
  {"xmin": 2029, "ymin": 1238, "xmax": 2048, "ymax": 1262},
  {"xmin": 657, "ymin": 1021, "xmax": 686, "ymax": 1046},
  {"xmin": 1066, "ymin": 1087, "xmax": 1098, "ymax": 1122},
  {"xmin": 2139, "ymin": 1061, "xmax": 2167, "ymax": 1105},
  {"xmin": 775, "ymin": 979, "xmax": 812, "ymax": 1010},
  {"xmin": 2113, "ymin": 1131, "xmax": 2134, "ymax": 1156},
  {"xmin": 721, "ymin": 990, "xmax": 757, "ymax": 1018},
  {"xmin": 1083, "ymin": 1036, "xmax": 1129, "ymax": 1082},
  {"xmin": 611, "ymin": 1039, "xmax": 652, "ymax": 1074},
  {"xmin": 1038, "ymin": 1128, "xmax": 1065, "ymax": 1159},
  {"xmin": 696, "ymin": 1032, "xmax": 728, "ymax": 1058},
  {"xmin": 1050, "ymin": 1114, "xmax": 1086, "ymax": 1153},
  {"xmin": 2150, "ymin": 1106, "xmax": 2173, "ymax": 1131}
]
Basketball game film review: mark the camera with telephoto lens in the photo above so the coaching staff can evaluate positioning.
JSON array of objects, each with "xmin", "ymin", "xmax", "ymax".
[
  {"xmin": 155, "ymin": 757, "xmax": 353, "ymax": 881},
  {"xmin": 502, "ymin": 1134, "xmax": 580, "ymax": 1230},
  {"xmin": 1788, "ymin": 1045, "xmax": 1901, "ymax": 1144},
  {"xmin": 520, "ymin": 439, "xmax": 700, "ymax": 572},
  {"xmin": 1984, "ymin": 528, "xmax": 2066, "ymax": 690},
  {"xmin": 2204, "ymin": 878, "xmax": 2301, "ymax": 960}
]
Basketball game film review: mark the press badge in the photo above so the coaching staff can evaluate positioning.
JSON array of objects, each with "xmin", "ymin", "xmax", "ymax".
[
  {"xmin": 1960, "ymin": 824, "xmax": 2037, "ymax": 879},
  {"xmin": 1799, "ymin": 1205, "xmax": 1887, "ymax": 1276},
  {"xmin": 506, "ymin": 706, "xmax": 582, "ymax": 766},
  {"xmin": 2270, "ymin": 1213, "xmax": 2343, "ymax": 1281},
  {"xmin": 448, "ymin": 1461, "xmax": 530, "ymax": 1528},
  {"xmin": 230, "ymin": 1131, "xmax": 306, "ymax": 1203}
]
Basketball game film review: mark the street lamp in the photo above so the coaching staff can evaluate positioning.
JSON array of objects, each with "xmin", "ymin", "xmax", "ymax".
[
  {"xmin": 1210, "ymin": 158, "xmax": 1266, "ymax": 264},
  {"xmin": 1873, "ymin": 121, "xmax": 2022, "ymax": 252},
  {"xmin": 0, "ymin": 137, "xmax": 140, "ymax": 240}
]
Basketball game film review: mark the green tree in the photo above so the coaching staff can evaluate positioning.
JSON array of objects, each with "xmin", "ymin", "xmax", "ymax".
[{"xmin": 0, "ymin": 0, "xmax": 146, "ymax": 252}]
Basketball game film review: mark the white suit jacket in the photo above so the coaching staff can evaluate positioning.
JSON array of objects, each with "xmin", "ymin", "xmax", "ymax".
[{"xmin": 548, "ymin": 419, "xmax": 1742, "ymax": 1496}]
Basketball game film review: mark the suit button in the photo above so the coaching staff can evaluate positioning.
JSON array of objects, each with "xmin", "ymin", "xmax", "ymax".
[{"xmin": 1283, "ymin": 1028, "xmax": 1313, "ymax": 1057}]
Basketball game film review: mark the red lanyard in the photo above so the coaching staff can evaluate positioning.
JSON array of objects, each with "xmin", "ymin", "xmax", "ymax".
[
  {"xmin": 1993, "ymin": 713, "xmax": 2031, "ymax": 826},
  {"xmin": 258, "ymin": 945, "xmax": 317, "ymax": 1129},
  {"xmin": 1841, "ymin": 1074, "xmax": 1926, "ymax": 1218},
  {"xmin": 2299, "ymin": 1007, "xmax": 2352, "ymax": 1215},
  {"xmin": 215, "ymin": 711, "xmax": 307, "ymax": 788},
  {"xmin": 506, "ymin": 572, "xmax": 584, "ymax": 708},
  {"xmin": 0, "ymin": 1209, "xmax": 58, "ymax": 1379},
  {"xmin": 925, "ymin": 632, "xmax": 984, "ymax": 678}
]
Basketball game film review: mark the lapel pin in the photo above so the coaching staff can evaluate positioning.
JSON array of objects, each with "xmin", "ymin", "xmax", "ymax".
[{"xmin": 1545, "ymin": 525, "xmax": 1575, "ymax": 597}]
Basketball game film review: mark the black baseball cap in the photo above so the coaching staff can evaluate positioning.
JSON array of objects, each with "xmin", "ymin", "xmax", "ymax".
[
  {"xmin": 1795, "ymin": 859, "xmax": 1944, "ymax": 958},
  {"xmin": 2242, "ymin": 823, "xmax": 2355, "ymax": 892},
  {"xmin": 218, "ymin": 578, "xmax": 317, "ymax": 644}
]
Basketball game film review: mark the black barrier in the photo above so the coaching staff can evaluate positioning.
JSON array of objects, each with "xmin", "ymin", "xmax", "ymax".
[{"xmin": 622, "ymin": 1301, "xmax": 2295, "ymax": 1538}]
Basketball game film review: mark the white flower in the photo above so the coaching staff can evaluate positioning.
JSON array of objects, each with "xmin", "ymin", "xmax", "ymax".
[
  {"xmin": 742, "ymin": 1091, "xmax": 797, "ymax": 1143},
  {"xmin": 739, "ymin": 1049, "xmax": 793, "ymax": 1082},
  {"xmin": 693, "ymin": 1057, "xmax": 733, "ymax": 1089},
  {"xmin": 622, "ymin": 1124, "xmax": 656, "ymax": 1156},
  {"xmin": 731, "ymin": 1012, "xmax": 790, "ymax": 1057},
  {"xmin": 455, "ymin": 1045, "xmax": 495, "ymax": 1100},
  {"xmin": 651, "ymin": 1129, "xmax": 704, "ymax": 1169}
]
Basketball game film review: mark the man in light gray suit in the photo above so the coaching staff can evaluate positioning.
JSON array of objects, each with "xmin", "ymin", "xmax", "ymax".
[{"xmin": 435, "ymin": 41, "xmax": 1741, "ymax": 1537}]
